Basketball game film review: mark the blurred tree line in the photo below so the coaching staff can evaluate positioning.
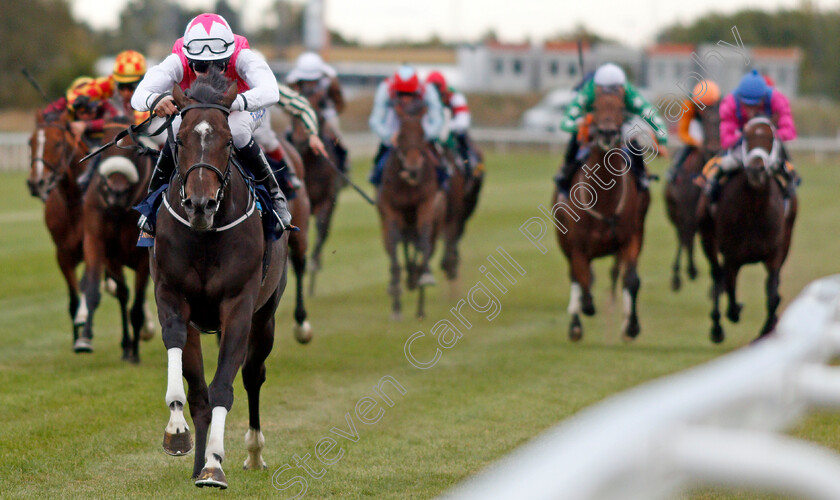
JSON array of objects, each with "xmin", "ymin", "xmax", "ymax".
[{"xmin": 657, "ymin": 4, "xmax": 840, "ymax": 98}]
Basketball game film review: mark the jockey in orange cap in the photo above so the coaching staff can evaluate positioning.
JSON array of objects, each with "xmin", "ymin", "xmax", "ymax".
[
  {"xmin": 667, "ymin": 80, "xmax": 721, "ymax": 180},
  {"xmin": 368, "ymin": 65, "xmax": 445, "ymax": 186},
  {"xmin": 425, "ymin": 70, "xmax": 483, "ymax": 177}
]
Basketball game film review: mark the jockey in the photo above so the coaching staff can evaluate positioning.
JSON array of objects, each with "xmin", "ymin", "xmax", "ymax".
[
  {"xmin": 286, "ymin": 52, "xmax": 349, "ymax": 173},
  {"xmin": 131, "ymin": 13, "xmax": 288, "ymax": 234},
  {"xmin": 700, "ymin": 69, "xmax": 798, "ymax": 200},
  {"xmin": 368, "ymin": 65, "xmax": 445, "ymax": 186},
  {"xmin": 555, "ymin": 63, "xmax": 668, "ymax": 196},
  {"xmin": 110, "ymin": 50, "xmax": 150, "ymax": 126},
  {"xmin": 251, "ymin": 84, "xmax": 326, "ymax": 190},
  {"xmin": 425, "ymin": 70, "xmax": 483, "ymax": 177},
  {"xmin": 44, "ymin": 76, "xmax": 119, "ymax": 144},
  {"xmin": 667, "ymin": 79, "xmax": 721, "ymax": 180}
]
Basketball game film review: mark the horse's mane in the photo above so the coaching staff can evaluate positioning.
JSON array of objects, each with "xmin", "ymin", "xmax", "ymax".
[{"xmin": 188, "ymin": 68, "xmax": 231, "ymax": 104}]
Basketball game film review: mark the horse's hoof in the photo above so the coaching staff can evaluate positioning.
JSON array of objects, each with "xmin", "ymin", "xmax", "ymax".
[
  {"xmin": 294, "ymin": 321, "xmax": 313, "ymax": 344},
  {"xmin": 569, "ymin": 316, "xmax": 583, "ymax": 342},
  {"xmin": 73, "ymin": 338, "xmax": 93, "ymax": 353},
  {"xmin": 122, "ymin": 352, "xmax": 140, "ymax": 364},
  {"xmin": 140, "ymin": 325, "xmax": 155, "ymax": 341},
  {"xmin": 243, "ymin": 457, "xmax": 267, "ymax": 470},
  {"xmin": 104, "ymin": 277, "xmax": 118, "ymax": 297},
  {"xmin": 582, "ymin": 303, "xmax": 596, "ymax": 317},
  {"xmin": 687, "ymin": 266, "xmax": 698, "ymax": 280},
  {"xmin": 727, "ymin": 303, "xmax": 743, "ymax": 323},
  {"xmin": 418, "ymin": 273, "xmax": 436, "ymax": 287},
  {"xmin": 195, "ymin": 466, "xmax": 227, "ymax": 489},
  {"xmin": 671, "ymin": 274, "xmax": 682, "ymax": 291},
  {"xmin": 391, "ymin": 312, "xmax": 403, "ymax": 322},
  {"xmin": 163, "ymin": 430, "xmax": 193, "ymax": 456},
  {"xmin": 710, "ymin": 325, "xmax": 725, "ymax": 344},
  {"xmin": 622, "ymin": 321, "xmax": 641, "ymax": 341}
]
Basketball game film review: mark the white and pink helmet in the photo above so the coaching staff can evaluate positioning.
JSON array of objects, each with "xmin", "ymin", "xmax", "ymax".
[{"xmin": 183, "ymin": 13, "xmax": 235, "ymax": 61}]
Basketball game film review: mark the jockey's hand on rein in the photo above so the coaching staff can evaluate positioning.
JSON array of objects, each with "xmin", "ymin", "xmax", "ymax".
[
  {"xmin": 153, "ymin": 96, "xmax": 179, "ymax": 117},
  {"xmin": 69, "ymin": 121, "xmax": 86, "ymax": 140},
  {"xmin": 309, "ymin": 135, "xmax": 327, "ymax": 156}
]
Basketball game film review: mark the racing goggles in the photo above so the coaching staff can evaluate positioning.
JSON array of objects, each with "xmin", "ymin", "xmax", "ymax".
[
  {"xmin": 189, "ymin": 59, "xmax": 229, "ymax": 74},
  {"xmin": 184, "ymin": 38, "xmax": 234, "ymax": 57}
]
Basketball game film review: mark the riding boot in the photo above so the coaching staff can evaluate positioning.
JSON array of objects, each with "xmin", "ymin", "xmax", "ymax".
[
  {"xmin": 454, "ymin": 132, "xmax": 472, "ymax": 174},
  {"xmin": 334, "ymin": 139, "xmax": 349, "ymax": 174},
  {"xmin": 666, "ymin": 145, "xmax": 693, "ymax": 182},
  {"xmin": 237, "ymin": 139, "xmax": 291, "ymax": 231},
  {"xmin": 554, "ymin": 135, "xmax": 581, "ymax": 196},
  {"xmin": 704, "ymin": 168, "xmax": 724, "ymax": 203},
  {"xmin": 369, "ymin": 143, "xmax": 389, "ymax": 185},
  {"xmin": 137, "ymin": 142, "xmax": 175, "ymax": 235},
  {"xmin": 266, "ymin": 147, "xmax": 302, "ymax": 190}
]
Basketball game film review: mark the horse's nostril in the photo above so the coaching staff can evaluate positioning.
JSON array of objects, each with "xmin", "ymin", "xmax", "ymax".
[
  {"xmin": 37, "ymin": 179, "xmax": 45, "ymax": 187},
  {"xmin": 183, "ymin": 198, "xmax": 194, "ymax": 209},
  {"xmin": 206, "ymin": 199, "xmax": 218, "ymax": 211}
]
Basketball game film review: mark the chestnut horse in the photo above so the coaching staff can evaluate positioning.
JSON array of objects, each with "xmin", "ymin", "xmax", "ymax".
[
  {"xmin": 439, "ymin": 142, "xmax": 484, "ymax": 281},
  {"xmin": 76, "ymin": 119, "xmax": 155, "ymax": 359},
  {"xmin": 665, "ymin": 102, "xmax": 721, "ymax": 291},
  {"xmin": 27, "ymin": 111, "xmax": 90, "ymax": 341},
  {"xmin": 154, "ymin": 70, "xmax": 289, "ymax": 489},
  {"xmin": 698, "ymin": 117, "xmax": 797, "ymax": 343},
  {"xmin": 289, "ymin": 79, "xmax": 343, "ymax": 297},
  {"xmin": 554, "ymin": 88, "xmax": 650, "ymax": 341},
  {"xmin": 377, "ymin": 96, "xmax": 444, "ymax": 320}
]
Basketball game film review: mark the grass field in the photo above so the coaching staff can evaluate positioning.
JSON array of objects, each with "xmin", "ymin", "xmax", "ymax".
[{"xmin": 0, "ymin": 152, "xmax": 838, "ymax": 499}]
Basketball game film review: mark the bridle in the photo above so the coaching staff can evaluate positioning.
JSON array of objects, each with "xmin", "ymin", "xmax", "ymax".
[
  {"xmin": 169, "ymin": 103, "xmax": 234, "ymax": 205},
  {"xmin": 30, "ymin": 122, "xmax": 84, "ymax": 195}
]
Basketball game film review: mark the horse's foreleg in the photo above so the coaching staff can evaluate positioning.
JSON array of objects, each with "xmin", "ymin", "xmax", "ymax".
[
  {"xmin": 242, "ymin": 288, "xmax": 280, "ymax": 471},
  {"xmin": 724, "ymin": 262, "xmax": 743, "ymax": 324},
  {"xmin": 289, "ymin": 233, "xmax": 311, "ymax": 343},
  {"xmin": 567, "ymin": 251, "xmax": 594, "ymax": 342},
  {"xmin": 760, "ymin": 266, "xmax": 782, "ymax": 338},
  {"xmin": 183, "ymin": 326, "xmax": 207, "ymax": 477},
  {"xmin": 309, "ymin": 199, "xmax": 336, "ymax": 296},
  {"xmin": 56, "ymin": 251, "xmax": 81, "ymax": 340},
  {"xmin": 416, "ymin": 199, "xmax": 439, "ymax": 288},
  {"xmin": 383, "ymin": 218, "xmax": 402, "ymax": 320},
  {"xmin": 157, "ymin": 284, "xmax": 193, "ymax": 457},
  {"xmin": 129, "ymin": 258, "xmax": 152, "ymax": 362},
  {"xmin": 109, "ymin": 270, "xmax": 132, "ymax": 361},
  {"xmin": 670, "ymin": 240, "xmax": 683, "ymax": 291},
  {"xmin": 76, "ymin": 238, "xmax": 105, "ymax": 353},
  {"xmin": 196, "ymin": 295, "xmax": 256, "ymax": 489},
  {"xmin": 619, "ymin": 234, "xmax": 643, "ymax": 341},
  {"xmin": 686, "ymin": 230, "xmax": 699, "ymax": 281},
  {"xmin": 698, "ymin": 209, "xmax": 724, "ymax": 343}
]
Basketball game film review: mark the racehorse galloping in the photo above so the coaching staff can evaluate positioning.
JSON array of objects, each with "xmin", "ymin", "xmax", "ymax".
[
  {"xmin": 698, "ymin": 117, "xmax": 796, "ymax": 343},
  {"xmin": 290, "ymin": 79, "xmax": 342, "ymax": 297},
  {"xmin": 27, "ymin": 110, "xmax": 90, "ymax": 341},
  {"xmin": 154, "ymin": 71, "xmax": 289, "ymax": 489},
  {"xmin": 439, "ymin": 142, "xmax": 484, "ymax": 281},
  {"xmin": 377, "ymin": 96, "xmax": 444, "ymax": 320},
  {"xmin": 665, "ymin": 102, "xmax": 721, "ymax": 291},
  {"xmin": 76, "ymin": 120, "xmax": 155, "ymax": 359},
  {"xmin": 554, "ymin": 88, "xmax": 650, "ymax": 341}
]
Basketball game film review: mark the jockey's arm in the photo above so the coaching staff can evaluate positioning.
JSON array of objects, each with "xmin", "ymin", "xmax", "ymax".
[
  {"xmin": 719, "ymin": 95, "xmax": 741, "ymax": 150},
  {"xmin": 676, "ymin": 101, "xmax": 699, "ymax": 147},
  {"xmin": 233, "ymin": 49, "xmax": 280, "ymax": 112},
  {"xmin": 277, "ymin": 84, "xmax": 319, "ymax": 136},
  {"xmin": 328, "ymin": 77, "xmax": 345, "ymax": 114},
  {"xmin": 83, "ymin": 102, "xmax": 120, "ymax": 135},
  {"xmin": 422, "ymin": 84, "xmax": 445, "ymax": 141},
  {"xmin": 770, "ymin": 91, "xmax": 797, "ymax": 142},
  {"xmin": 560, "ymin": 81, "xmax": 594, "ymax": 135},
  {"xmin": 448, "ymin": 91, "xmax": 471, "ymax": 133},
  {"xmin": 131, "ymin": 54, "xmax": 183, "ymax": 113},
  {"xmin": 368, "ymin": 82, "xmax": 393, "ymax": 145},
  {"xmin": 624, "ymin": 83, "xmax": 668, "ymax": 146}
]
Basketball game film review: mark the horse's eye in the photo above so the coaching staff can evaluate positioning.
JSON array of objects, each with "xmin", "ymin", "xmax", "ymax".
[{"xmin": 175, "ymin": 138, "xmax": 183, "ymax": 146}]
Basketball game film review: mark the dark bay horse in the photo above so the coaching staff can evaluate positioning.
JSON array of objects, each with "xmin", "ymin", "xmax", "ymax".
[
  {"xmin": 439, "ymin": 141, "xmax": 484, "ymax": 281},
  {"xmin": 76, "ymin": 120, "xmax": 155, "ymax": 360},
  {"xmin": 27, "ymin": 111, "xmax": 90, "ymax": 340},
  {"xmin": 698, "ymin": 117, "xmax": 797, "ymax": 343},
  {"xmin": 665, "ymin": 102, "xmax": 721, "ymax": 291},
  {"xmin": 289, "ymin": 80, "xmax": 343, "ymax": 297},
  {"xmin": 377, "ymin": 96, "xmax": 445, "ymax": 320},
  {"xmin": 554, "ymin": 88, "xmax": 650, "ymax": 341},
  {"xmin": 155, "ymin": 71, "xmax": 289, "ymax": 489}
]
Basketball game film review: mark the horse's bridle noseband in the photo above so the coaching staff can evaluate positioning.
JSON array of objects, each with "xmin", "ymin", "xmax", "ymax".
[
  {"xmin": 170, "ymin": 103, "xmax": 234, "ymax": 205},
  {"xmin": 31, "ymin": 123, "xmax": 83, "ymax": 194}
]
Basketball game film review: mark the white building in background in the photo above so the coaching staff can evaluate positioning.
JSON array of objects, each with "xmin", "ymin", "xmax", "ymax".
[{"xmin": 458, "ymin": 41, "xmax": 801, "ymax": 97}]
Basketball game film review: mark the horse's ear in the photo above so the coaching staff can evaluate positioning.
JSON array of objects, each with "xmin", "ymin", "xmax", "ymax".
[
  {"xmin": 220, "ymin": 82, "xmax": 237, "ymax": 109},
  {"xmin": 35, "ymin": 109, "xmax": 45, "ymax": 124},
  {"xmin": 172, "ymin": 84, "xmax": 189, "ymax": 109}
]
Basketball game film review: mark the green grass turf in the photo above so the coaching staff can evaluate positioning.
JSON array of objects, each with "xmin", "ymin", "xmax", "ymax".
[{"xmin": 0, "ymin": 152, "xmax": 837, "ymax": 499}]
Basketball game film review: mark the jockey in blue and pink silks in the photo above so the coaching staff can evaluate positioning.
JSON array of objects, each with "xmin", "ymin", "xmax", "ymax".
[
  {"xmin": 131, "ymin": 13, "xmax": 290, "ymax": 234},
  {"xmin": 700, "ymin": 69, "xmax": 799, "ymax": 200}
]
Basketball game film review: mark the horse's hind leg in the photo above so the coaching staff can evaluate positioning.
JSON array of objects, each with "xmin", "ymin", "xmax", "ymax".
[
  {"xmin": 242, "ymin": 288, "xmax": 280, "ymax": 471},
  {"xmin": 724, "ymin": 262, "xmax": 743, "ymax": 324},
  {"xmin": 129, "ymin": 259, "xmax": 152, "ymax": 362},
  {"xmin": 308, "ymin": 201, "xmax": 333, "ymax": 296},
  {"xmin": 760, "ymin": 265, "xmax": 782, "ymax": 338},
  {"xmin": 289, "ymin": 234, "xmax": 312, "ymax": 344},
  {"xmin": 686, "ymin": 232, "xmax": 699, "ymax": 280}
]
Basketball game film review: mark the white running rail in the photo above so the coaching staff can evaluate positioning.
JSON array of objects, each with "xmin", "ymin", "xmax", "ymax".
[{"xmin": 444, "ymin": 275, "xmax": 840, "ymax": 500}]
